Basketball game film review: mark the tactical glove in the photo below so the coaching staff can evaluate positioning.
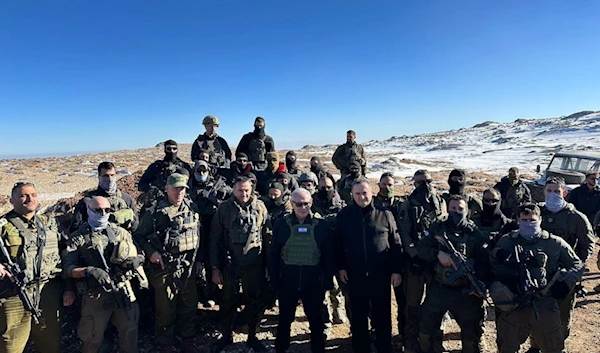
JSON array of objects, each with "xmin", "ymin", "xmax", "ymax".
[
  {"xmin": 86, "ymin": 267, "xmax": 111, "ymax": 287},
  {"xmin": 550, "ymin": 281, "xmax": 571, "ymax": 300}
]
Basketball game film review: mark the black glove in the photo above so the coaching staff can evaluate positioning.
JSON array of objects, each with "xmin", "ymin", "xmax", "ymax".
[
  {"xmin": 410, "ymin": 257, "xmax": 425, "ymax": 276},
  {"xmin": 550, "ymin": 281, "xmax": 571, "ymax": 300},
  {"xmin": 86, "ymin": 267, "xmax": 111, "ymax": 287},
  {"xmin": 122, "ymin": 255, "xmax": 144, "ymax": 270}
]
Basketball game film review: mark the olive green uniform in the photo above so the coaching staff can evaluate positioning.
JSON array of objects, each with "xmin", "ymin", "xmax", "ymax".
[
  {"xmin": 416, "ymin": 218, "xmax": 490, "ymax": 353},
  {"xmin": 532, "ymin": 202, "xmax": 594, "ymax": 346},
  {"xmin": 134, "ymin": 198, "xmax": 201, "ymax": 346},
  {"xmin": 0, "ymin": 212, "xmax": 65, "ymax": 353},
  {"xmin": 63, "ymin": 223, "xmax": 140, "ymax": 353},
  {"xmin": 331, "ymin": 141, "xmax": 367, "ymax": 175},
  {"xmin": 397, "ymin": 192, "xmax": 446, "ymax": 351},
  {"xmin": 209, "ymin": 197, "xmax": 269, "ymax": 331},
  {"xmin": 491, "ymin": 230, "xmax": 583, "ymax": 353}
]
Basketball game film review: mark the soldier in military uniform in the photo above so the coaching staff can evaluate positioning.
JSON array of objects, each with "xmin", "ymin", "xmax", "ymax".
[
  {"xmin": 490, "ymin": 203, "xmax": 584, "ymax": 353},
  {"xmin": 284, "ymin": 151, "xmax": 302, "ymax": 180},
  {"xmin": 268, "ymin": 188, "xmax": 335, "ymax": 353},
  {"xmin": 525, "ymin": 176, "xmax": 595, "ymax": 352},
  {"xmin": 494, "ymin": 167, "xmax": 532, "ymax": 219},
  {"xmin": 138, "ymin": 139, "xmax": 193, "ymax": 193},
  {"xmin": 188, "ymin": 160, "xmax": 232, "ymax": 307},
  {"xmin": 218, "ymin": 152, "xmax": 256, "ymax": 187},
  {"xmin": 261, "ymin": 182, "xmax": 292, "ymax": 223},
  {"xmin": 272, "ymin": 170, "xmax": 299, "ymax": 196},
  {"xmin": 0, "ymin": 182, "xmax": 75, "ymax": 353},
  {"xmin": 397, "ymin": 170, "xmax": 447, "ymax": 353},
  {"xmin": 191, "ymin": 115, "xmax": 232, "ymax": 168},
  {"xmin": 373, "ymin": 172, "xmax": 407, "ymax": 343},
  {"xmin": 134, "ymin": 173, "xmax": 202, "ymax": 353},
  {"xmin": 312, "ymin": 175, "xmax": 346, "ymax": 219},
  {"xmin": 567, "ymin": 171, "xmax": 600, "ymax": 224},
  {"xmin": 209, "ymin": 176, "xmax": 270, "ymax": 352},
  {"xmin": 337, "ymin": 161, "xmax": 362, "ymax": 205},
  {"xmin": 256, "ymin": 151, "xmax": 280, "ymax": 196},
  {"xmin": 63, "ymin": 196, "xmax": 143, "ymax": 353},
  {"xmin": 441, "ymin": 169, "xmax": 483, "ymax": 220},
  {"xmin": 236, "ymin": 117, "xmax": 276, "ymax": 172},
  {"xmin": 298, "ymin": 172, "xmax": 318, "ymax": 196},
  {"xmin": 416, "ymin": 195, "xmax": 491, "ymax": 353},
  {"xmin": 332, "ymin": 130, "xmax": 367, "ymax": 175},
  {"xmin": 70, "ymin": 161, "xmax": 138, "ymax": 233},
  {"xmin": 471, "ymin": 188, "xmax": 517, "ymax": 246}
]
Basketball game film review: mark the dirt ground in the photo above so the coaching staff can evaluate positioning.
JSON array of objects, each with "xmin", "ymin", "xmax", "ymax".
[{"xmin": 4, "ymin": 146, "xmax": 597, "ymax": 352}]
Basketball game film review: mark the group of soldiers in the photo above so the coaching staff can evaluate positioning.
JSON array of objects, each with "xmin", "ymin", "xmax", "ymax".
[{"xmin": 0, "ymin": 115, "xmax": 598, "ymax": 353}]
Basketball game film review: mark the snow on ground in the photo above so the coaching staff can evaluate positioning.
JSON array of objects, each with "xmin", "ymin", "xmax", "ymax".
[{"xmin": 306, "ymin": 111, "xmax": 600, "ymax": 180}]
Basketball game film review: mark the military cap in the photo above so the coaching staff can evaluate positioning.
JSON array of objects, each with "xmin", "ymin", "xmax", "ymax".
[{"xmin": 167, "ymin": 173, "xmax": 189, "ymax": 188}]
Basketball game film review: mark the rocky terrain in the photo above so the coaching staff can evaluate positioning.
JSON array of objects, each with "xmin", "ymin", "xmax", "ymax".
[{"xmin": 2, "ymin": 110, "xmax": 599, "ymax": 352}]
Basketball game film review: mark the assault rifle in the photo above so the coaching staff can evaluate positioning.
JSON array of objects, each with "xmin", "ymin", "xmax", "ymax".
[
  {"xmin": 435, "ymin": 233, "xmax": 492, "ymax": 306},
  {"xmin": 95, "ymin": 243, "xmax": 135, "ymax": 310},
  {"xmin": 514, "ymin": 244, "xmax": 541, "ymax": 320},
  {"xmin": 0, "ymin": 220, "xmax": 42, "ymax": 324}
]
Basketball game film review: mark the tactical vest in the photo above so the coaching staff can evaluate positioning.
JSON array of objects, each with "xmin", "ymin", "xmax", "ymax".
[
  {"xmin": 248, "ymin": 137, "xmax": 266, "ymax": 163},
  {"xmin": 228, "ymin": 200, "xmax": 261, "ymax": 246},
  {"xmin": 199, "ymin": 136, "xmax": 226, "ymax": 167},
  {"xmin": 155, "ymin": 200, "xmax": 200, "ymax": 254},
  {"xmin": 156, "ymin": 161, "xmax": 180, "ymax": 188},
  {"xmin": 281, "ymin": 215, "xmax": 321, "ymax": 266},
  {"xmin": 84, "ymin": 190, "xmax": 134, "ymax": 228}
]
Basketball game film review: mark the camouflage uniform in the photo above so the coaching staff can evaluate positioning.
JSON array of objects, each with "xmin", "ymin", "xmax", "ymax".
[
  {"xmin": 191, "ymin": 133, "xmax": 232, "ymax": 168},
  {"xmin": 0, "ymin": 212, "xmax": 65, "ymax": 353},
  {"xmin": 494, "ymin": 177, "xmax": 532, "ymax": 219},
  {"xmin": 63, "ymin": 223, "xmax": 140, "ymax": 353},
  {"xmin": 397, "ymin": 191, "xmax": 446, "ymax": 352},
  {"xmin": 209, "ymin": 196, "xmax": 270, "ymax": 334},
  {"xmin": 332, "ymin": 141, "xmax": 367, "ymax": 175},
  {"xmin": 491, "ymin": 230, "xmax": 584, "ymax": 353},
  {"xmin": 133, "ymin": 197, "xmax": 201, "ymax": 347},
  {"xmin": 69, "ymin": 188, "xmax": 138, "ymax": 233},
  {"xmin": 416, "ymin": 218, "xmax": 490, "ymax": 353},
  {"xmin": 337, "ymin": 174, "xmax": 359, "ymax": 205}
]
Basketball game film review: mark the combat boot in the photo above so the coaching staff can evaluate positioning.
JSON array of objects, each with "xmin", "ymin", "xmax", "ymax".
[
  {"xmin": 247, "ymin": 325, "xmax": 266, "ymax": 352},
  {"xmin": 181, "ymin": 338, "xmax": 201, "ymax": 353},
  {"xmin": 211, "ymin": 330, "xmax": 233, "ymax": 353}
]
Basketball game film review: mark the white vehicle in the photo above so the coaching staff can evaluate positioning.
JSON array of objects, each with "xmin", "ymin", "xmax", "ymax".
[{"xmin": 526, "ymin": 151, "xmax": 600, "ymax": 202}]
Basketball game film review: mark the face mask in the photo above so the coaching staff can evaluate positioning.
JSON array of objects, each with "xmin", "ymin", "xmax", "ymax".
[
  {"xmin": 310, "ymin": 161, "xmax": 322, "ymax": 173},
  {"xmin": 448, "ymin": 180, "xmax": 466, "ymax": 195},
  {"xmin": 271, "ymin": 196, "xmax": 284, "ymax": 206},
  {"xmin": 318, "ymin": 188, "xmax": 334, "ymax": 201},
  {"xmin": 254, "ymin": 126, "xmax": 265, "ymax": 137},
  {"xmin": 416, "ymin": 182, "xmax": 432, "ymax": 195},
  {"xmin": 448, "ymin": 211, "xmax": 467, "ymax": 228},
  {"xmin": 350, "ymin": 170, "xmax": 360, "ymax": 178},
  {"xmin": 545, "ymin": 192, "xmax": 567, "ymax": 213},
  {"xmin": 286, "ymin": 158, "xmax": 296, "ymax": 171},
  {"xmin": 519, "ymin": 220, "xmax": 542, "ymax": 241},
  {"xmin": 383, "ymin": 187, "xmax": 394, "ymax": 199},
  {"xmin": 87, "ymin": 207, "xmax": 110, "ymax": 231},
  {"xmin": 194, "ymin": 173, "xmax": 208, "ymax": 183},
  {"xmin": 165, "ymin": 151, "xmax": 177, "ymax": 161},
  {"xmin": 482, "ymin": 202, "xmax": 500, "ymax": 215},
  {"xmin": 99, "ymin": 177, "xmax": 117, "ymax": 195}
]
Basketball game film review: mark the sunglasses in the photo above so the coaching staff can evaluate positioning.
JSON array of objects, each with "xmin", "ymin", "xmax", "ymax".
[
  {"xmin": 89, "ymin": 207, "xmax": 113, "ymax": 215},
  {"xmin": 165, "ymin": 147, "xmax": 178, "ymax": 152},
  {"xmin": 483, "ymin": 198, "xmax": 500, "ymax": 204},
  {"xmin": 417, "ymin": 179, "xmax": 433, "ymax": 184},
  {"xmin": 292, "ymin": 201, "xmax": 311, "ymax": 208}
]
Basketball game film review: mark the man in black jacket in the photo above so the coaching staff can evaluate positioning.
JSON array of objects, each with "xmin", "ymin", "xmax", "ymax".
[
  {"xmin": 335, "ymin": 177, "xmax": 403, "ymax": 353},
  {"xmin": 236, "ymin": 117, "xmax": 276, "ymax": 172},
  {"xmin": 567, "ymin": 171, "xmax": 600, "ymax": 224},
  {"xmin": 138, "ymin": 139, "xmax": 193, "ymax": 192},
  {"xmin": 269, "ymin": 188, "xmax": 335, "ymax": 353}
]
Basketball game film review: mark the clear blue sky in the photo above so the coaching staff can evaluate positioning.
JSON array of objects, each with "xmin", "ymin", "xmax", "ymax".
[{"xmin": 1, "ymin": 0, "xmax": 599, "ymax": 158}]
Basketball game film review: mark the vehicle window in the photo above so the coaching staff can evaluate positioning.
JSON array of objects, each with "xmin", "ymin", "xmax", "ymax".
[
  {"xmin": 549, "ymin": 156, "xmax": 565, "ymax": 170},
  {"xmin": 576, "ymin": 158, "xmax": 600, "ymax": 172}
]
